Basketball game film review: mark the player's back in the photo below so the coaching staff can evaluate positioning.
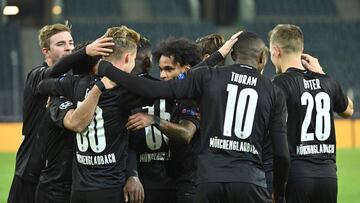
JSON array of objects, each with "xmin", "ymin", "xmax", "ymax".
[
  {"xmin": 50, "ymin": 74, "xmax": 152, "ymax": 191},
  {"xmin": 273, "ymin": 68, "xmax": 348, "ymax": 178},
  {"xmin": 191, "ymin": 64, "xmax": 280, "ymax": 187}
]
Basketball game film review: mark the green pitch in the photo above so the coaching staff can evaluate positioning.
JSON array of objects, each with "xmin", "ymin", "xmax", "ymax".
[{"xmin": 0, "ymin": 149, "xmax": 359, "ymax": 202}]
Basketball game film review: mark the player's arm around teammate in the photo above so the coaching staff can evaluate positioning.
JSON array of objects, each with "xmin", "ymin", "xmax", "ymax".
[{"xmin": 125, "ymin": 112, "xmax": 196, "ymax": 144}]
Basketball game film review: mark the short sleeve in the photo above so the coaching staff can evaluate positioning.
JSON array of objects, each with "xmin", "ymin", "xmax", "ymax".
[
  {"xmin": 332, "ymin": 80, "xmax": 348, "ymax": 113},
  {"xmin": 49, "ymin": 96, "xmax": 75, "ymax": 128},
  {"xmin": 174, "ymin": 99, "xmax": 200, "ymax": 130}
]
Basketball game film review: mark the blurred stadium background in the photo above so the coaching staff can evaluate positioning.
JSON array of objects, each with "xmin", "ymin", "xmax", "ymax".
[{"xmin": 0, "ymin": 0, "xmax": 359, "ymax": 202}]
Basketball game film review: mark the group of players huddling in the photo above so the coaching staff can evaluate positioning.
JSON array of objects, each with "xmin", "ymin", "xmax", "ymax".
[{"xmin": 7, "ymin": 22, "xmax": 353, "ymax": 203}]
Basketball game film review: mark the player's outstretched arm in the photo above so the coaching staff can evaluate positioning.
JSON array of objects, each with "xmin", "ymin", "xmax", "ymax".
[
  {"xmin": 193, "ymin": 31, "xmax": 243, "ymax": 70},
  {"xmin": 126, "ymin": 112, "xmax": 197, "ymax": 144},
  {"xmin": 63, "ymin": 77, "xmax": 115, "ymax": 132},
  {"xmin": 98, "ymin": 60, "xmax": 174, "ymax": 99},
  {"xmin": 218, "ymin": 31, "xmax": 242, "ymax": 57},
  {"xmin": 45, "ymin": 36, "xmax": 114, "ymax": 78}
]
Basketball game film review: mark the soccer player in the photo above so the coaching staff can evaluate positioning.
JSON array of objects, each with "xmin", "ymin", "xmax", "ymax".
[
  {"xmin": 126, "ymin": 38, "xmax": 202, "ymax": 203},
  {"xmin": 269, "ymin": 24, "xmax": 354, "ymax": 203},
  {"xmin": 38, "ymin": 25, "xmax": 151, "ymax": 203},
  {"xmin": 126, "ymin": 37, "xmax": 176, "ymax": 203},
  {"xmin": 97, "ymin": 31, "xmax": 290, "ymax": 203},
  {"xmin": 8, "ymin": 22, "xmax": 75, "ymax": 203},
  {"xmin": 34, "ymin": 40, "xmax": 112, "ymax": 203}
]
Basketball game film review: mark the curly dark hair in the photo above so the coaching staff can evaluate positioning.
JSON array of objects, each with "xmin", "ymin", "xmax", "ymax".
[{"xmin": 153, "ymin": 38, "xmax": 201, "ymax": 67}]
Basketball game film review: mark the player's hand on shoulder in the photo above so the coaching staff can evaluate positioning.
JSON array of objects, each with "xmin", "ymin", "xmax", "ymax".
[
  {"xmin": 218, "ymin": 30, "xmax": 243, "ymax": 57},
  {"xmin": 86, "ymin": 35, "xmax": 114, "ymax": 57},
  {"xmin": 126, "ymin": 112, "xmax": 154, "ymax": 131},
  {"xmin": 301, "ymin": 53, "xmax": 325, "ymax": 74},
  {"xmin": 123, "ymin": 176, "xmax": 144, "ymax": 203}
]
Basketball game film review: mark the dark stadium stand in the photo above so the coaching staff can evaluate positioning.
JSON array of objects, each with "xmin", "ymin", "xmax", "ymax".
[
  {"xmin": 0, "ymin": 24, "xmax": 23, "ymax": 121},
  {"xmin": 148, "ymin": 0, "xmax": 191, "ymax": 18},
  {"xmin": 254, "ymin": 0, "xmax": 338, "ymax": 16},
  {"xmin": 0, "ymin": 0, "xmax": 358, "ymax": 120}
]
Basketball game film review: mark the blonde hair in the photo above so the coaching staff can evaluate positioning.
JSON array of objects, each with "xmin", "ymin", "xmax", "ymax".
[
  {"xmin": 196, "ymin": 34, "xmax": 225, "ymax": 58},
  {"xmin": 38, "ymin": 21, "xmax": 71, "ymax": 49},
  {"xmin": 103, "ymin": 25, "xmax": 140, "ymax": 59},
  {"xmin": 269, "ymin": 24, "xmax": 304, "ymax": 54}
]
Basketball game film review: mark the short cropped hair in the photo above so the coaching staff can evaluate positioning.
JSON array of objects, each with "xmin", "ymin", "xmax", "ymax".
[
  {"xmin": 153, "ymin": 38, "xmax": 201, "ymax": 67},
  {"xmin": 196, "ymin": 34, "xmax": 225, "ymax": 58},
  {"xmin": 38, "ymin": 22, "xmax": 72, "ymax": 49},
  {"xmin": 269, "ymin": 24, "xmax": 304, "ymax": 54},
  {"xmin": 232, "ymin": 31, "xmax": 266, "ymax": 61},
  {"xmin": 103, "ymin": 25, "xmax": 140, "ymax": 59}
]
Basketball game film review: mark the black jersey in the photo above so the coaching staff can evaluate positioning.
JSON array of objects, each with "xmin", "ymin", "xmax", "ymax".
[
  {"xmin": 17, "ymin": 49, "xmax": 89, "ymax": 182},
  {"xmin": 130, "ymin": 99, "xmax": 175, "ymax": 190},
  {"xmin": 38, "ymin": 96, "xmax": 74, "ymax": 195},
  {"xmin": 273, "ymin": 68, "xmax": 348, "ymax": 178},
  {"xmin": 98, "ymin": 62, "xmax": 288, "ymax": 189},
  {"xmin": 38, "ymin": 74, "xmax": 151, "ymax": 191},
  {"xmin": 16, "ymin": 63, "xmax": 50, "ymax": 182},
  {"xmin": 168, "ymin": 98, "xmax": 200, "ymax": 186}
]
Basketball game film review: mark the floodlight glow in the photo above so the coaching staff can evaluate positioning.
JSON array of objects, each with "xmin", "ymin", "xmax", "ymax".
[
  {"xmin": 3, "ymin": 6, "xmax": 19, "ymax": 15},
  {"xmin": 52, "ymin": 5, "xmax": 62, "ymax": 15}
]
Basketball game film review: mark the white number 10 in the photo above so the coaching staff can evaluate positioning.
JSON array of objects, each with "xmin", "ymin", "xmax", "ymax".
[{"xmin": 223, "ymin": 84, "xmax": 258, "ymax": 139}]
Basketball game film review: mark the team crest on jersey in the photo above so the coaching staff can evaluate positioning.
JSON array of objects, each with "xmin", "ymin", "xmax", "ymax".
[{"xmin": 59, "ymin": 101, "xmax": 73, "ymax": 110}]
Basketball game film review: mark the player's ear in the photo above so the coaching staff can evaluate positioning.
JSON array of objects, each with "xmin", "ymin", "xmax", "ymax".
[
  {"xmin": 274, "ymin": 46, "xmax": 281, "ymax": 58},
  {"xmin": 124, "ymin": 53, "xmax": 130, "ymax": 64},
  {"xmin": 41, "ymin": 47, "xmax": 49, "ymax": 57},
  {"xmin": 143, "ymin": 56, "xmax": 151, "ymax": 69},
  {"xmin": 185, "ymin": 65, "xmax": 190, "ymax": 71},
  {"xmin": 181, "ymin": 65, "xmax": 191, "ymax": 73}
]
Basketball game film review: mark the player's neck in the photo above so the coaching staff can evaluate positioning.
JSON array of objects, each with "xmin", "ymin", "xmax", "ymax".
[
  {"xmin": 234, "ymin": 59, "xmax": 258, "ymax": 70},
  {"xmin": 109, "ymin": 59, "xmax": 129, "ymax": 73},
  {"xmin": 280, "ymin": 54, "xmax": 305, "ymax": 73},
  {"xmin": 45, "ymin": 58, "xmax": 54, "ymax": 67}
]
